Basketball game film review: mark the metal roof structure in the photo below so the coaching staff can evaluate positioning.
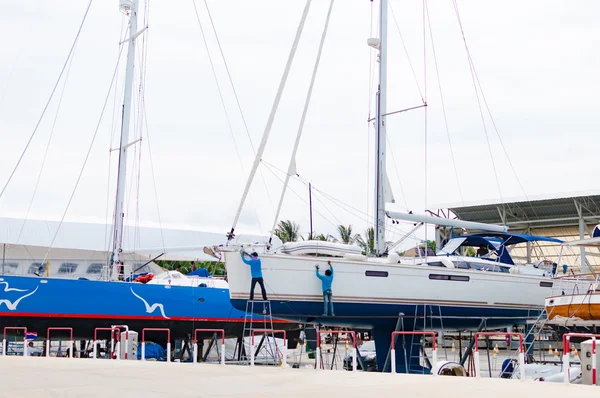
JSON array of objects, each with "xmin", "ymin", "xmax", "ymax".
[
  {"xmin": 445, "ymin": 194, "xmax": 600, "ymax": 231},
  {"xmin": 431, "ymin": 193, "xmax": 600, "ymax": 272}
]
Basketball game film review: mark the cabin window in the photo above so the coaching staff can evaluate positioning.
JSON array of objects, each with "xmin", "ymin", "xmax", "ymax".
[
  {"xmin": 365, "ymin": 270, "xmax": 388, "ymax": 277},
  {"xmin": 87, "ymin": 263, "xmax": 104, "ymax": 274},
  {"xmin": 1, "ymin": 263, "xmax": 19, "ymax": 274},
  {"xmin": 429, "ymin": 274, "xmax": 470, "ymax": 282},
  {"xmin": 539, "ymin": 281, "xmax": 553, "ymax": 288},
  {"xmin": 28, "ymin": 262, "xmax": 45, "ymax": 274},
  {"xmin": 59, "ymin": 262, "xmax": 78, "ymax": 274}
]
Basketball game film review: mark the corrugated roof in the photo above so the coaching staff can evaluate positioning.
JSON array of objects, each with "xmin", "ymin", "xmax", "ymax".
[{"xmin": 446, "ymin": 194, "xmax": 600, "ymax": 230}]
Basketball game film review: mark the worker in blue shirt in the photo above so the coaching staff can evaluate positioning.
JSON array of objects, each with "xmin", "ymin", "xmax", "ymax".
[
  {"xmin": 241, "ymin": 250, "xmax": 268, "ymax": 301},
  {"xmin": 315, "ymin": 261, "xmax": 334, "ymax": 316}
]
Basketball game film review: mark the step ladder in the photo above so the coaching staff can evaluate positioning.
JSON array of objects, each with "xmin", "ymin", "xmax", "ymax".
[{"xmin": 242, "ymin": 300, "xmax": 279, "ymax": 366}]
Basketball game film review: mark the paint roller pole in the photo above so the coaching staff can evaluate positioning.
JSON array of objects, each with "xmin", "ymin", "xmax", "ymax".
[
  {"xmin": 193, "ymin": 341, "xmax": 198, "ymax": 364},
  {"xmin": 141, "ymin": 342, "xmax": 146, "ymax": 361},
  {"xmin": 69, "ymin": 340, "xmax": 74, "ymax": 359},
  {"xmin": 391, "ymin": 348, "xmax": 396, "ymax": 374},
  {"xmin": 93, "ymin": 340, "xmax": 97, "ymax": 359},
  {"xmin": 166, "ymin": 341, "xmax": 171, "ymax": 363}
]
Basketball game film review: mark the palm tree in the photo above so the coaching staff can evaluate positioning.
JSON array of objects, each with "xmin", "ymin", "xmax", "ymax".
[
  {"xmin": 315, "ymin": 233, "xmax": 331, "ymax": 241},
  {"xmin": 336, "ymin": 224, "xmax": 356, "ymax": 244},
  {"xmin": 356, "ymin": 227, "xmax": 375, "ymax": 255},
  {"xmin": 274, "ymin": 220, "xmax": 300, "ymax": 243}
]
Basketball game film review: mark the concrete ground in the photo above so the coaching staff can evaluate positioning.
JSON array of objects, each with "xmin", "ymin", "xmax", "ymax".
[{"xmin": 0, "ymin": 356, "xmax": 597, "ymax": 398}]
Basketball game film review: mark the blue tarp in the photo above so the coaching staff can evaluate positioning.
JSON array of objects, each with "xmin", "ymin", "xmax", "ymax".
[
  {"xmin": 187, "ymin": 268, "xmax": 210, "ymax": 277},
  {"xmin": 137, "ymin": 342, "xmax": 166, "ymax": 361}
]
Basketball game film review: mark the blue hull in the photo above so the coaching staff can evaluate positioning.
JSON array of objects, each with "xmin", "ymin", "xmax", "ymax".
[
  {"xmin": 231, "ymin": 298, "xmax": 540, "ymax": 330},
  {"xmin": 0, "ymin": 276, "xmax": 289, "ymax": 339}
]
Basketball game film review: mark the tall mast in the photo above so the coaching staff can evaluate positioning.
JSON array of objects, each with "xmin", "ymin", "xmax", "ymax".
[
  {"xmin": 374, "ymin": 0, "xmax": 388, "ymax": 256},
  {"xmin": 111, "ymin": 0, "xmax": 139, "ymax": 279}
]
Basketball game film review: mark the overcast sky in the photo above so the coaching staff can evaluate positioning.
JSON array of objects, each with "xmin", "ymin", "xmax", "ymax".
[{"xmin": 0, "ymin": 0, "xmax": 598, "ymax": 245}]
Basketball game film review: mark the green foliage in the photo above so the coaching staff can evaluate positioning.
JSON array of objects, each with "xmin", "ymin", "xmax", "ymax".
[
  {"xmin": 155, "ymin": 260, "xmax": 225, "ymax": 276},
  {"xmin": 356, "ymin": 227, "xmax": 375, "ymax": 255},
  {"xmin": 464, "ymin": 247, "xmax": 477, "ymax": 257},
  {"xmin": 305, "ymin": 232, "xmax": 332, "ymax": 241},
  {"xmin": 336, "ymin": 224, "xmax": 358, "ymax": 244},
  {"xmin": 274, "ymin": 220, "xmax": 300, "ymax": 243}
]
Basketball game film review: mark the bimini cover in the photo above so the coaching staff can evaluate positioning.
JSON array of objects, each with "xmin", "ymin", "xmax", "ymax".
[{"xmin": 281, "ymin": 241, "xmax": 363, "ymax": 257}]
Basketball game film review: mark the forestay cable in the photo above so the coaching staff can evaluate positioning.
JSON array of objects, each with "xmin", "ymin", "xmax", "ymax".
[
  {"xmin": 41, "ymin": 45, "xmax": 125, "ymax": 264},
  {"xmin": 269, "ymin": 0, "xmax": 335, "ymax": 243},
  {"xmin": 228, "ymin": 0, "xmax": 312, "ymax": 241}
]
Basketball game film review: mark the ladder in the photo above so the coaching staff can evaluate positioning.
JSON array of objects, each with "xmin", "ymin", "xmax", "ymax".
[{"xmin": 242, "ymin": 300, "xmax": 279, "ymax": 365}]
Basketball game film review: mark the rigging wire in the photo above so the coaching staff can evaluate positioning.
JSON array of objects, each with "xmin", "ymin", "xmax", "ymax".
[
  {"xmin": 191, "ymin": 0, "xmax": 265, "ymax": 234},
  {"xmin": 389, "ymin": 2, "xmax": 425, "ymax": 104},
  {"xmin": 451, "ymin": 0, "xmax": 503, "ymax": 202},
  {"xmin": 423, "ymin": 0, "xmax": 464, "ymax": 204},
  {"xmin": 41, "ymin": 41, "xmax": 126, "ymax": 264},
  {"xmin": 201, "ymin": 0, "xmax": 277, "ymax": 216},
  {"xmin": 261, "ymin": 159, "xmax": 425, "ymax": 243},
  {"xmin": 0, "ymin": 0, "xmax": 94, "ymax": 202},
  {"xmin": 15, "ymin": 42, "xmax": 79, "ymax": 244},
  {"xmin": 451, "ymin": 1, "xmax": 532, "ymax": 205},
  {"xmin": 260, "ymin": 161, "xmax": 340, "ymax": 231}
]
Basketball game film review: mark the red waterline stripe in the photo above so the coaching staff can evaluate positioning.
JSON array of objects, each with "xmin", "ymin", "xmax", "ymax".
[{"xmin": 0, "ymin": 312, "xmax": 290, "ymax": 323}]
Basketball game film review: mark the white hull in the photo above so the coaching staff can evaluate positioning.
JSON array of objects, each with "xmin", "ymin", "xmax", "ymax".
[{"xmin": 225, "ymin": 251, "xmax": 584, "ymax": 329}]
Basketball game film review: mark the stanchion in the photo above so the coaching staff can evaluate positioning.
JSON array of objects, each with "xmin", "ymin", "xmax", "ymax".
[
  {"xmin": 192, "ymin": 329, "xmax": 226, "ymax": 364},
  {"xmin": 317, "ymin": 331, "xmax": 357, "ymax": 371},
  {"xmin": 474, "ymin": 332, "xmax": 524, "ymax": 380},
  {"xmin": 3, "ymin": 327, "xmax": 27, "ymax": 357},
  {"xmin": 390, "ymin": 331, "xmax": 437, "ymax": 375},
  {"xmin": 93, "ymin": 327, "xmax": 120, "ymax": 360},
  {"xmin": 250, "ymin": 329, "xmax": 287, "ymax": 368},
  {"xmin": 562, "ymin": 333, "xmax": 600, "ymax": 385},
  {"xmin": 46, "ymin": 327, "xmax": 74, "ymax": 358},
  {"xmin": 141, "ymin": 328, "xmax": 171, "ymax": 362}
]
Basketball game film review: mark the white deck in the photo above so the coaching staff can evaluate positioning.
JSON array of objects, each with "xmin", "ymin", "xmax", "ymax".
[{"xmin": 0, "ymin": 356, "xmax": 597, "ymax": 397}]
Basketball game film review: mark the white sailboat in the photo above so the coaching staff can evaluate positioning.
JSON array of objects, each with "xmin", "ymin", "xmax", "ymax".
[{"xmin": 217, "ymin": 0, "xmax": 587, "ymax": 373}]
